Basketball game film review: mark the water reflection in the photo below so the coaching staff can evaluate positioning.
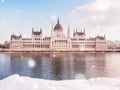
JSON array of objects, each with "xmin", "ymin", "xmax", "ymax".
[{"xmin": 0, "ymin": 52, "xmax": 120, "ymax": 80}]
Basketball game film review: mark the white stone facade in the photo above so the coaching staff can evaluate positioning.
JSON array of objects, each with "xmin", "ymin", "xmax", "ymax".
[{"xmin": 10, "ymin": 19, "xmax": 108, "ymax": 51}]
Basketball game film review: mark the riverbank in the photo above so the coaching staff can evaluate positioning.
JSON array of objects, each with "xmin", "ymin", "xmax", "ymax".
[
  {"xmin": 0, "ymin": 48, "xmax": 120, "ymax": 53},
  {"xmin": 0, "ymin": 74, "xmax": 120, "ymax": 90}
]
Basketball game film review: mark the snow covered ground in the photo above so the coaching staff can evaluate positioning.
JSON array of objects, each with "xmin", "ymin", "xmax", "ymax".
[{"xmin": 0, "ymin": 75, "xmax": 120, "ymax": 90}]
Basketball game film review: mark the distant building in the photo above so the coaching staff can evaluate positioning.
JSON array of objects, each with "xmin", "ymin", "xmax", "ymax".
[
  {"xmin": 10, "ymin": 19, "xmax": 107, "ymax": 51},
  {"xmin": 4, "ymin": 41, "xmax": 10, "ymax": 49},
  {"xmin": 0, "ymin": 41, "xmax": 10, "ymax": 49}
]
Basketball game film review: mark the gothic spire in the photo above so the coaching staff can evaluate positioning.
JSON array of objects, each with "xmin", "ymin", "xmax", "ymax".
[
  {"xmin": 104, "ymin": 34, "xmax": 106, "ymax": 39},
  {"xmin": 76, "ymin": 28, "xmax": 77, "ymax": 32},
  {"xmin": 40, "ymin": 28, "xmax": 42, "ymax": 33},
  {"xmin": 32, "ymin": 27, "xmax": 34, "ymax": 32},
  {"xmin": 67, "ymin": 24, "xmax": 70, "ymax": 38},
  {"xmin": 57, "ymin": 17, "xmax": 59, "ymax": 24},
  {"xmin": 84, "ymin": 28, "xmax": 85, "ymax": 34}
]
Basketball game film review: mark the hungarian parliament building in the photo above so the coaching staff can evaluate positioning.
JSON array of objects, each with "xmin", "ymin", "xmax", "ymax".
[{"xmin": 10, "ymin": 19, "xmax": 108, "ymax": 51}]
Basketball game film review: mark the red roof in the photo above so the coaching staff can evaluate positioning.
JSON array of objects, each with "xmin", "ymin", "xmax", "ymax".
[
  {"xmin": 54, "ymin": 18, "xmax": 63, "ymax": 30},
  {"xmin": 54, "ymin": 24, "xmax": 63, "ymax": 30},
  {"xmin": 77, "ymin": 32, "xmax": 84, "ymax": 35},
  {"xmin": 11, "ymin": 35, "xmax": 22, "ymax": 40},
  {"xmin": 32, "ymin": 31, "xmax": 42, "ymax": 35},
  {"xmin": 74, "ymin": 32, "xmax": 85, "ymax": 36},
  {"xmin": 96, "ymin": 36, "xmax": 105, "ymax": 40}
]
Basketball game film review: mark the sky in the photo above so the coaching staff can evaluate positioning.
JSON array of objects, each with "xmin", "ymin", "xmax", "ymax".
[{"xmin": 0, "ymin": 0, "xmax": 120, "ymax": 43}]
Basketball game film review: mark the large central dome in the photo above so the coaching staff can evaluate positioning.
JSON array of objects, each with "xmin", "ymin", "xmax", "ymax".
[{"xmin": 54, "ymin": 19, "xmax": 63, "ymax": 30}]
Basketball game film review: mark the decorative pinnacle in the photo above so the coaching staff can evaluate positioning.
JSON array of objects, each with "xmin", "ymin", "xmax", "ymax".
[{"xmin": 57, "ymin": 17, "xmax": 59, "ymax": 24}]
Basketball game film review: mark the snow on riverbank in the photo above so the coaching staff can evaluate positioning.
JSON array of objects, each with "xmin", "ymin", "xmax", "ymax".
[{"xmin": 0, "ymin": 75, "xmax": 120, "ymax": 90}]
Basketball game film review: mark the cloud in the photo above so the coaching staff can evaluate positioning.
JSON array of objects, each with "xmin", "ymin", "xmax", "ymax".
[
  {"xmin": 70, "ymin": 0, "xmax": 120, "ymax": 40},
  {"xmin": 70, "ymin": 0, "xmax": 112, "ymax": 17}
]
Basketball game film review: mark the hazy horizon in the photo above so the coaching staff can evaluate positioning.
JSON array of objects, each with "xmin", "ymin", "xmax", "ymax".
[{"xmin": 0, "ymin": 0, "xmax": 120, "ymax": 43}]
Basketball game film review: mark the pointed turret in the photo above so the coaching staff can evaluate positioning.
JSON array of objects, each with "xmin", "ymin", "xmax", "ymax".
[
  {"xmin": 20, "ymin": 33, "xmax": 22, "ymax": 38},
  {"xmin": 40, "ymin": 28, "xmax": 42, "ymax": 33},
  {"xmin": 84, "ymin": 28, "xmax": 86, "ymax": 34},
  {"xmin": 32, "ymin": 27, "xmax": 34, "ymax": 35},
  {"xmin": 76, "ymin": 28, "xmax": 77, "ymax": 33},
  {"xmin": 67, "ymin": 24, "xmax": 70, "ymax": 38},
  {"xmin": 73, "ymin": 30, "xmax": 75, "ymax": 36},
  {"xmin": 32, "ymin": 27, "xmax": 34, "ymax": 32},
  {"xmin": 104, "ymin": 34, "xmax": 106, "ymax": 39}
]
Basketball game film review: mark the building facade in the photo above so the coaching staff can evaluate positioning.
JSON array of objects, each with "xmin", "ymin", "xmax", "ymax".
[{"xmin": 10, "ymin": 19, "xmax": 107, "ymax": 51}]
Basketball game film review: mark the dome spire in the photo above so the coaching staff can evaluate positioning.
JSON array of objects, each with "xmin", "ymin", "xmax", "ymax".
[
  {"xmin": 57, "ymin": 17, "xmax": 59, "ymax": 24},
  {"xmin": 54, "ymin": 17, "xmax": 63, "ymax": 30}
]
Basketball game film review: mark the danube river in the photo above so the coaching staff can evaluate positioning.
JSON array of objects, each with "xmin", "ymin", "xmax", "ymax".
[{"xmin": 0, "ymin": 52, "xmax": 120, "ymax": 80}]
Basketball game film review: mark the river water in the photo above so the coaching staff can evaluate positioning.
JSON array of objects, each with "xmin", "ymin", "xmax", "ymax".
[{"xmin": 0, "ymin": 52, "xmax": 120, "ymax": 80}]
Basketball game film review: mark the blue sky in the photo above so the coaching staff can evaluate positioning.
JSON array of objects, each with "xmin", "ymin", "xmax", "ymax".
[{"xmin": 0, "ymin": 0, "xmax": 120, "ymax": 43}]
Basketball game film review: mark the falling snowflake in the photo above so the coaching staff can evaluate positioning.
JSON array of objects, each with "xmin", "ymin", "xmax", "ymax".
[{"xmin": 28, "ymin": 59, "xmax": 36, "ymax": 68}]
